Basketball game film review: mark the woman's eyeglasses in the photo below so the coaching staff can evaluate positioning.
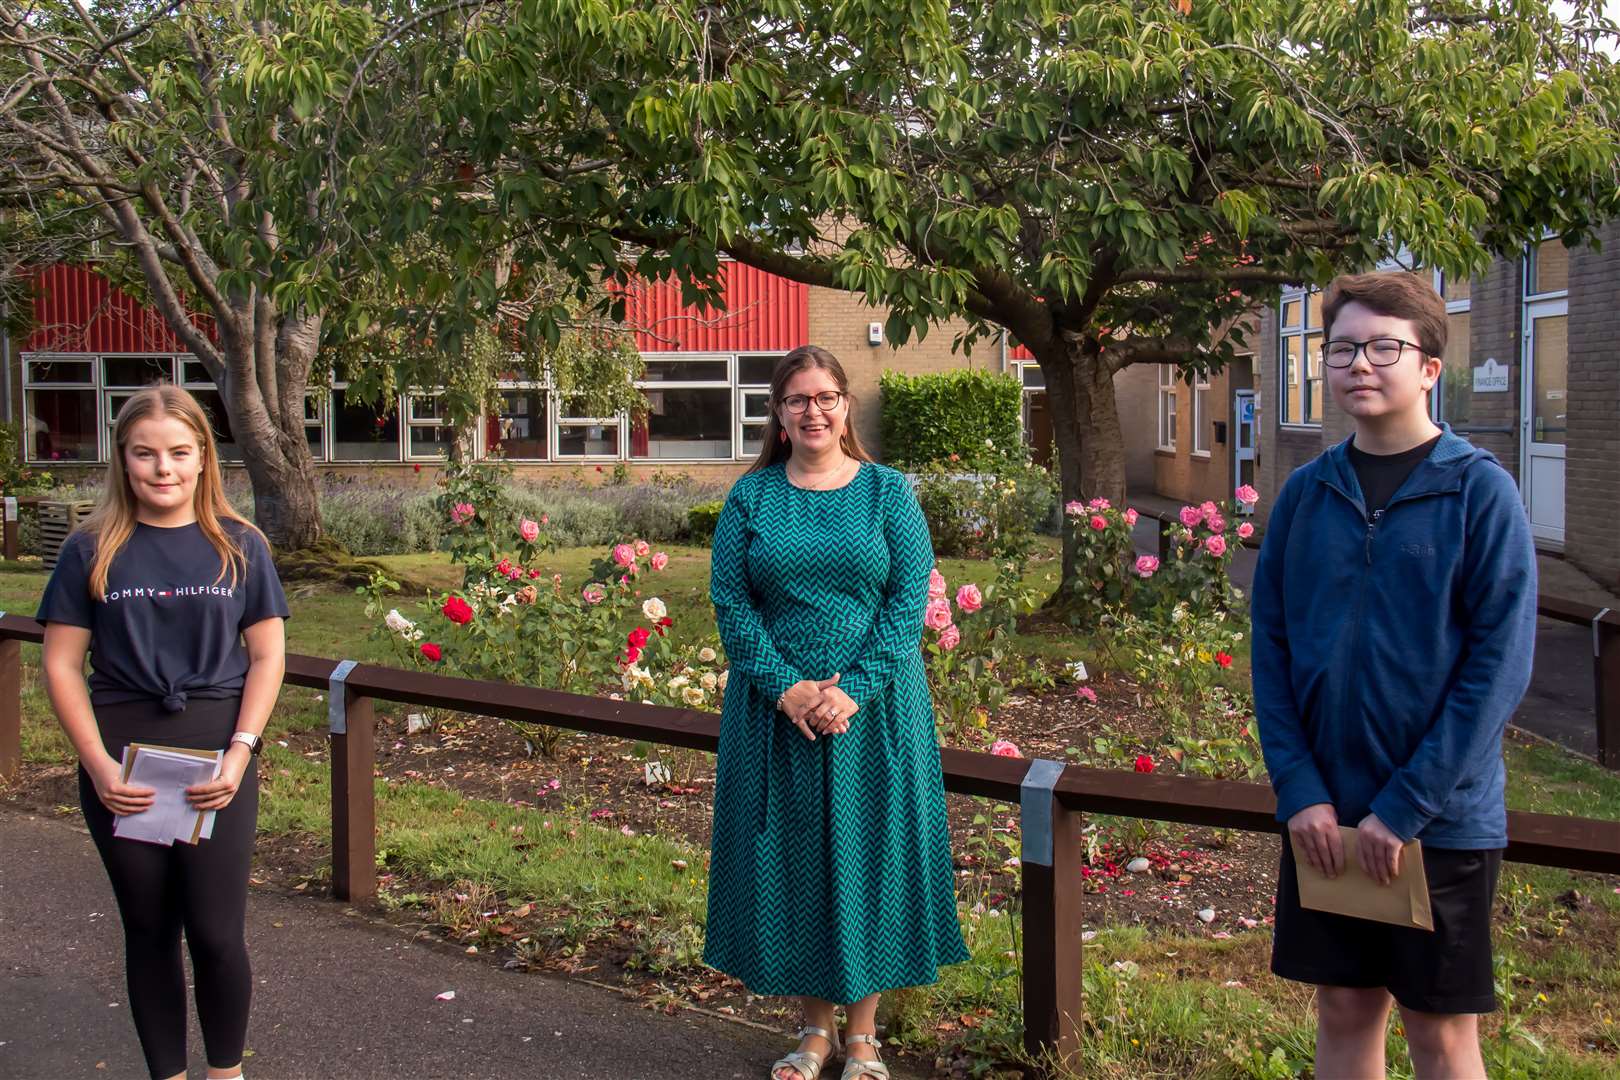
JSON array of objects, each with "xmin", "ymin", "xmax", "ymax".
[{"xmin": 779, "ymin": 391, "xmax": 845, "ymax": 414}]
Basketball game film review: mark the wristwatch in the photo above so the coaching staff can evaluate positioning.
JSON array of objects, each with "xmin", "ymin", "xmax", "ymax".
[{"xmin": 229, "ymin": 731, "xmax": 264, "ymax": 756}]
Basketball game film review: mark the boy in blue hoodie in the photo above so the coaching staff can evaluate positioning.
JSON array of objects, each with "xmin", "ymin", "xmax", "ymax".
[{"xmin": 1252, "ymin": 271, "xmax": 1536, "ymax": 1079}]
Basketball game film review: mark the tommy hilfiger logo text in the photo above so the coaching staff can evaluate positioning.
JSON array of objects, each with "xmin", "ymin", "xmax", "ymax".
[{"xmin": 105, "ymin": 585, "xmax": 236, "ymax": 602}]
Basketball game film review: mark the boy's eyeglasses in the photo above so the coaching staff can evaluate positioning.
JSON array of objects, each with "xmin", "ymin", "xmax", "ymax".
[
  {"xmin": 779, "ymin": 391, "xmax": 845, "ymax": 413},
  {"xmin": 1321, "ymin": 337, "xmax": 1423, "ymax": 368}
]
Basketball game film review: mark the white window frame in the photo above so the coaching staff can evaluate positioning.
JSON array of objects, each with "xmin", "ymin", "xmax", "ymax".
[
  {"xmin": 1156, "ymin": 364, "xmax": 1178, "ymax": 451},
  {"xmin": 630, "ymin": 354, "xmax": 737, "ymax": 462},
  {"xmin": 100, "ymin": 354, "xmax": 177, "ymax": 438},
  {"xmin": 327, "ymin": 382, "xmax": 404, "ymax": 462},
  {"xmin": 404, "ymin": 391, "xmax": 454, "ymax": 461},
  {"xmin": 736, "ymin": 352, "xmax": 784, "ymax": 460},
  {"xmin": 1278, "ymin": 288, "xmax": 1323, "ymax": 428},
  {"xmin": 1432, "ymin": 269, "xmax": 1473, "ymax": 426},
  {"xmin": 21, "ymin": 353, "xmax": 103, "ymax": 463},
  {"xmin": 1192, "ymin": 369, "xmax": 1212, "ymax": 457},
  {"xmin": 484, "ymin": 378, "xmax": 553, "ymax": 461}
]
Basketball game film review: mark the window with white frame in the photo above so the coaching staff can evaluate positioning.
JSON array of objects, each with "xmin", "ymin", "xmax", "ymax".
[
  {"xmin": 555, "ymin": 394, "xmax": 621, "ymax": 458},
  {"xmin": 179, "ymin": 359, "xmax": 243, "ymax": 462},
  {"xmin": 631, "ymin": 358, "xmax": 732, "ymax": 460},
  {"xmin": 23, "ymin": 356, "xmax": 99, "ymax": 462},
  {"xmin": 1436, "ymin": 271, "xmax": 1473, "ymax": 428},
  {"xmin": 1192, "ymin": 369, "xmax": 1212, "ymax": 456},
  {"xmin": 1278, "ymin": 288, "xmax": 1324, "ymax": 425},
  {"xmin": 737, "ymin": 354, "xmax": 780, "ymax": 457},
  {"xmin": 405, "ymin": 392, "xmax": 454, "ymax": 459},
  {"xmin": 329, "ymin": 384, "xmax": 401, "ymax": 461},
  {"xmin": 487, "ymin": 383, "xmax": 550, "ymax": 460},
  {"xmin": 102, "ymin": 355, "xmax": 175, "ymax": 436},
  {"xmin": 1156, "ymin": 364, "xmax": 1178, "ymax": 450}
]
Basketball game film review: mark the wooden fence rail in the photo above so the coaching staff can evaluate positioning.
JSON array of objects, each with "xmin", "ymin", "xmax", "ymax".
[{"xmin": 0, "ymin": 614, "xmax": 1617, "ymax": 1068}]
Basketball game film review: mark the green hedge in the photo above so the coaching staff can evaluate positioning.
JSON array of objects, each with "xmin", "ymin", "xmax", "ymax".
[{"xmin": 878, "ymin": 368, "xmax": 1023, "ymax": 468}]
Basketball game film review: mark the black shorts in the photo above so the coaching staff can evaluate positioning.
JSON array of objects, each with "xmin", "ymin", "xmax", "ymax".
[{"xmin": 1271, "ymin": 841, "xmax": 1503, "ymax": 1014}]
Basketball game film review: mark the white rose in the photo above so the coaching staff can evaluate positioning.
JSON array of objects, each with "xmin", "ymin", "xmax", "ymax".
[
  {"xmin": 667, "ymin": 675, "xmax": 690, "ymax": 691},
  {"xmin": 717, "ymin": 670, "xmax": 729, "ymax": 690},
  {"xmin": 699, "ymin": 672, "xmax": 717, "ymax": 692},
  {"xmin": 681, "ymin": 686, "xmax": 705, "ymax": 707},
  {"xmin": 698, "ymin": 647, "xmax": 717, "ymax": 663},
  {"xmin": 384, "ymin": 609, "xmax": 414, "ymax": 635},
  {"xmin": 642, "ymin": 597, "xmax": 668, "ymax": 622}
]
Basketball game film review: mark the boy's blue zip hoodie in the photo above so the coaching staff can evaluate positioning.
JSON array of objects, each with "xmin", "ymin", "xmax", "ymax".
[{"xmin": 1251, "ymin": 424, "xmax": 1536, "ymax": 849}]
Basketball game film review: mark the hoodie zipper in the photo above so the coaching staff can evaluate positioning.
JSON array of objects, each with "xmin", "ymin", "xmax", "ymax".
[{"xmin": 1365, "ymin": 508, "xmax": 1384, "ymax": 565}]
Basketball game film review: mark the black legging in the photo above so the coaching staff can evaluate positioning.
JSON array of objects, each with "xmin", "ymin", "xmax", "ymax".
[{"xmin": 79, "ymin": 696, "xmax": 257, "ymax": 1080}]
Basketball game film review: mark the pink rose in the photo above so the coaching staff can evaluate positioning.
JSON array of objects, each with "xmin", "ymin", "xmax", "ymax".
[
  {"xmin": 1134, "ymin": 555, "xmax": 1159, "ymax": 578},
  {"xmin": 519, "ymin": 518, "xmax": 540, "ymax": 543},
  {"xmin": 1235, "ymin": 484, "xmax": 1260, "ymax": 505},
  {"xmin": 1087, "ymin": 497, "xmax": 1111, "ymax": 510},
  {"xmin": 938, "ymin": 624, "xmax": 961, "ymax": 651},
  {"xmin": 1179, "ymin": 505, "xmax": 1203, "ymax": 528},
  {"xmin": 450, "ymin": 502, "xmax": 475, "ymax": 525},
  {"xmin": 540, "ymin": 514, "xmax": 549, "ymax": 525},
  {"xmin": 1089, "ymin": 515, "xmax": 1107, "ymax": 531},
  {"xmin": 650, "ymin": 552, "xmax": 669, "ymax": 571},
  {"xmin": 955, "ymin": 584, "xmax": 983, "ymax": 614},
  {"xmin": 989, "ymin": 739, "xmax": 1021, "ymax": 758},
  {"xmin": 507, "ymin": 567, "xmax": 523, "ymax": 580},
  {"xmin": 1205, "ymin": 534, "xmax": 1227, "ymax": 557},
  {"xmin": 924, "ymin": 599, "xmax": 953, "ymax": 631},
  {"xmin": 1207, "ymin": 513, "xmax": 1227, "ymax": 534},
  {"xmin": 1124, "ymin": 508, "xmax": 1138, "ymax": 527},
  {"xmin": 1076, "ymin": 686, "xmax": 1098, "ymax": 704},
  {"xmin": 612, "ymin": 543, "xmax": 635, "ymax": 567},
  {"xmin": 1200, "ymin": 500, "xmax": 1219, "ymax": 521},
  {"xmin": 582, "ymin": 584, "xmax": 606, "ymax": 605},
  {"xmin": 634, "ymin": 539, "xmax": 651, "ymax": 558},
  {"xmin": 1237, "ymin": 522, "xmax": 1254, "ymax": 540},
  {"xmin": 928, "ymin": 568, "xmax": 948, "ymax": 599},
  {"xmin": 1063, "ymin": 500, "xmax": 1085, "ymax": 517}
]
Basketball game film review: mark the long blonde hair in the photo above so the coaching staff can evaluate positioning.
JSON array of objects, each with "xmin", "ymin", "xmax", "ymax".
[
  {"xmin": 745, "ymin": 345, "xmax": 875, "ymax": 474},
  {"xmin": 80, "ymin": 384, "xmax": 261, "ymax": 601}
]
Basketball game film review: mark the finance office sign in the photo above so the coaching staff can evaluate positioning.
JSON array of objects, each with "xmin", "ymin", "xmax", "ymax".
[{"xmin": 1472, "ymin": 357, "xmax": 1510, "ymax": 393}]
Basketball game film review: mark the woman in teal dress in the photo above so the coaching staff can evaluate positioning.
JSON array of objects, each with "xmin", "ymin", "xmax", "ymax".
[{"xmin": 704, "ymin": 346, "xmax": 968, "ymax": 1080}]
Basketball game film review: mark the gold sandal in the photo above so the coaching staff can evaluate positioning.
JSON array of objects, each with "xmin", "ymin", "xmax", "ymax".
[
  {"xmin": 770, "ymin": 1025, "xmax": 840, "ymax": 1080},
  {"xmin": 840, "ymin": 1033, "xmax": 891, "ymax": 1080}
]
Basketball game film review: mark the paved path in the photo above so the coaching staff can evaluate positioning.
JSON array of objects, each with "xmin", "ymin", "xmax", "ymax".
[{"xmin": 0, "ymin": 810, "xmax": 924, "ymax": 1080}]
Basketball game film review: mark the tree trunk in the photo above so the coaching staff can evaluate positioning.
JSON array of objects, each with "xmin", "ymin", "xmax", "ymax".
[{"xmin": 1036, "ymin": 337, "xmax": 1129, "ymax": 599}]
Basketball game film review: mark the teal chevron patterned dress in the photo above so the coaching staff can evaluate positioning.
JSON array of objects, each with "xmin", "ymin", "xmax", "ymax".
[{"xmin": 703, "ymin": 461, "xmax": 968, "ymax": 1002}]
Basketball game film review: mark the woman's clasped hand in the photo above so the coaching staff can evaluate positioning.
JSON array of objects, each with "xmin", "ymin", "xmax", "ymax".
[{"xmin": 780, "ymin": 675, "xmax": 859, "ymax": 739}]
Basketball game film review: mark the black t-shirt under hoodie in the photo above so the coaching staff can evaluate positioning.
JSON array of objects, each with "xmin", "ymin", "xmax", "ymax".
[
  {"xmin": 36, "ymin": 521, "xmax": 290, "ymax": 712},
  {"xmin": 1347, "ymin": 432, "xmax": 1444, "ymax": 517}
]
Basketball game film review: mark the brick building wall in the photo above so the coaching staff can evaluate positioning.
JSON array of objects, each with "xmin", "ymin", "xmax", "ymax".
[
  {"xmin": 1460, "ymin": 257, "xmax": 1522, "ymax": 474},
  {"xmin": 1564, "ymin": 221, "xmax": 1620, "ymax": 588}
]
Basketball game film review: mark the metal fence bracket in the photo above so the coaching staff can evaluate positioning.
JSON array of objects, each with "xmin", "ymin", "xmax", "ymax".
[
  {"xmin": 1593, "ymin": 608, "xmax": 1612, "ymax": 658},
  {"xmin": 328, "ymin": 659, "xmax": 360, "ymax": 735},
  {"xmin": 1020, "ymin": 758, "xmax": 1067, "ymax": 867}
]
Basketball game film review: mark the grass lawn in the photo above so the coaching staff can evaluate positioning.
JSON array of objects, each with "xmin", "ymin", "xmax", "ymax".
[{"xmin": 2, "ymin": 548, "xmax": 1615, "ymax": 1077}]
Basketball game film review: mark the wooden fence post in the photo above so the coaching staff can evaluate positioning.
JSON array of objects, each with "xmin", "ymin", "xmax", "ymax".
[
  {"xmin": 1595, "ymin": 614, "xmax": 1620, "ymax": 770},
  {"xmin": 3, "ymin": 497, "xmax": 18, "ymax": 561},
  {"xmin": 1019, "ymin": 760, "xmax": 1085, "ymax": 1070},
  {"xmin": 327, "ymin": 661, "xmax": 377, "ymax": 901},
  {"xmin": 0, "ymin": 631, "xmax": 20, "ymax": 780}
]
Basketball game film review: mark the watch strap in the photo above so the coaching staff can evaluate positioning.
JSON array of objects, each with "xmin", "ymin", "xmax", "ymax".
[{"xmin": 230, "ymin": 731, "xmax": 263, "ymax": 756}]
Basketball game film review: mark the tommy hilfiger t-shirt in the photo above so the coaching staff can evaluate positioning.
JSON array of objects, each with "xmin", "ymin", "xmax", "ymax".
[{"xmin": 37, "ymin": 521, "xmax": 290, "ymax": 711}]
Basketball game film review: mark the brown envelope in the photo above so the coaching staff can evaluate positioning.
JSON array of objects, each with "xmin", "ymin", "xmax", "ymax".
[
  {"xmin": 123, "ymin": 742, "xmax": 222, "ymax": 845},
  {"xmin": 1290, "ymin": 827, "xmax": 1434, "ymax": 931}
]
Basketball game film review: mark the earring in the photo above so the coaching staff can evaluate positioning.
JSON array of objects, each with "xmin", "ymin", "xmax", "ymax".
[{"xmin": 779, "ymin": 430, "xmax": 788, "ymax": 444}]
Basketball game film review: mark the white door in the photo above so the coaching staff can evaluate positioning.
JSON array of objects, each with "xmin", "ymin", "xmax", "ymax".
[
  {"xmin": 1521, "ymin": 299, "xmax": 1568, "ymax": 544},
  {"xmin": 1233, "ymin": 389, "xmax": 1257, "ymax": 505}
]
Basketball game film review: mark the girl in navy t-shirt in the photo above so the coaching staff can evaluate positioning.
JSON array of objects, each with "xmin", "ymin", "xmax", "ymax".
[{"xmin": 37, "ymin": 384, "xmax": 289, "ymax": 1080}]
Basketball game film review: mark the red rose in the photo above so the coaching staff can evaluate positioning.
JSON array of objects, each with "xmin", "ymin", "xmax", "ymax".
[
  {"xmin": 1215, "ymin": 651, "xmax": 1233, "ymax": 668},
  {"xmin": 1134, "ymin": 754, "xmax": 1155, "ymax": 774},
  {"xmin": 627, "ymin": 627, "xmax": 651, "ymax": 649},
  {"xmin": 623, "ymin": 645, "xmax": 642, "ymax": 664},
  {"xmin": 658, "ymin": 616, "xmax": 673, "ymax": 627},
  {"xmin": 413, "ymin": 463, "xmax": 422, "ymax": 473},
  {"xmin": 1089, "ymin": 515, "xmax": 1107, "ymax": 531},
  {"xmin": 419, "ymin": 642, "xmax": 442, "ymax": 662},
  {"xmin": 442, "ymin": 596, "xmax": 474, "ymax": 624}
]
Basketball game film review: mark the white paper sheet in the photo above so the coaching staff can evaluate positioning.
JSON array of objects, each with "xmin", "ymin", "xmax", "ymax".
[{"xmin": 111, "ymin": 747, "xmax": 220, "ymax": 846}]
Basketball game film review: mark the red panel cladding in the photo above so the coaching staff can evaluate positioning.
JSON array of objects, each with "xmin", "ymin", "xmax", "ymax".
[
  {"xmin": 23, "ymin": 265, "xmax": 215, "ymax": 354},
  {"xmin": 625, "ymin": 262, "xmax": 807, "ymax": 353},
  {"xmin": 1009, "ymin": 342, "xmax": 1034, "ymax": 361}
]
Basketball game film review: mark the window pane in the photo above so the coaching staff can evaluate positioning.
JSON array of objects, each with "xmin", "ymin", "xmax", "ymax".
[
  {"xmin": 181, "ymin": 360, "xmax": 213, "ymax": 385},
  {"xmin": 106, "ymin": 391, "xmax": 137, "ymax": 424},
  {"xmin": 557, "ymin": 423, "xmax": 619, "ymax": 457},
  {"xmin": 1531, "ymin": 314, "xmax": 1568, "ymax": 445},
  {"xmin": 742, "ymin": 422, "xmax": 767, "ymax": 457},
  {"xmin": 1442, "ymin": 275, "xmax": 1471, "ymax": 303},
  {"xmin": 1439, "ymin": 311, "xmax": 1472, "ymax": 427},
  {"xmin": 631, "ymin": 387, "xmax": 732, "ymax": 459},
  {"xmin": 1281, "ymin": 299, "xmax": 1300, "ymax": 328},
  {"xmin": 738, "ymin": 355, "xmax": 779, "ymax": 384},
  {"xmin": 641, "ymin": 359, "xmax": 728, "ymax": 383},
  {"xmin": 305, "ymin": 423, "xmax": 324, "ymax": 461},
  {"xmin": 188, "ymin": 388, "xmax": 243, "ymax": 462},
  {"xmin": 1306, "ymin": 377, "xmax": 1323, "ymax": 424},
  {"xmin": 1193, "ymin": 386, "xmax": 1210, "ymax": 453},
  {"xmin": 741, "ymin": 390, "xmax": 771, "ymax": 421},
  {"xmin": 1532, "ymin": 241, "xmax": 1569, "ymax": 295},
  {"xmin": 409, "ymin": 425, "xmax": 453, "ymax": 459},
  {"xmin": 408, "ymin": 395, "xmax": 444, "ymax": 422},
  {"xmin": 27, "ymin": 359, "xmax": 94, "ymax": 384},
  {"xmin": 27, "ymin": 388, "xmax": 98, "ymax": 460},
  {"xmin": 1306, "ymin": 291, "xmax": 1323, "ymax": 328},
  {"xmin": 331, "ymin": 388, "xmax": 400, "ymax": 460},
  {"xmin": 103, "ymin": 355, "xmax": 173, "ymax": 387},
  {"xmin": 1021, "ymin": 365, "xmax": 1045, "ymax": 388},
  {"xmin": 1281, "ymin": 337, "xmax": 1300, "ymax": 424},
  {"xmin": 488, "ymin": 389, "xmax": 549, "ymax": 459}
]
